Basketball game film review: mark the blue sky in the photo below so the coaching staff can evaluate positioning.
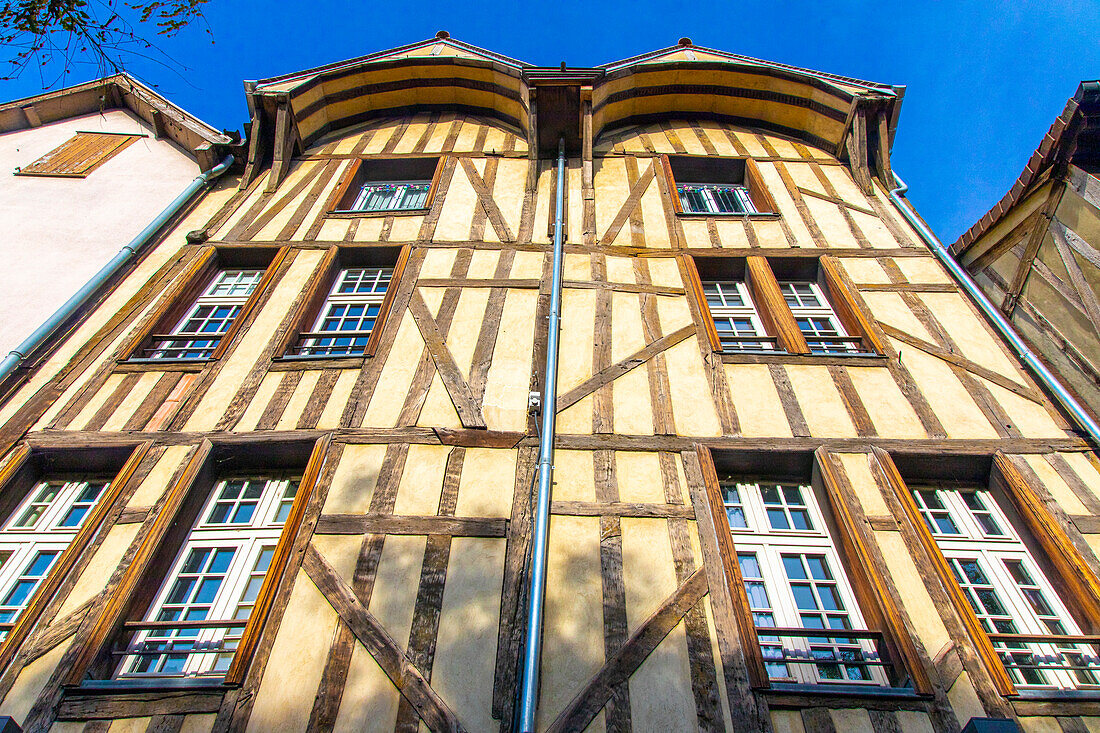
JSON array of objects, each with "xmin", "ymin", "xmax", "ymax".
[{"xmin": 5, "ymin": 1, "xmax": 1099, "ymax": 243}]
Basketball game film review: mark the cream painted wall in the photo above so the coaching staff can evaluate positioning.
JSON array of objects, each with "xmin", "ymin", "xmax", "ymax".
[{"xmin": 0, "ymin": 108, "xmax": 200, "ymax": 356}]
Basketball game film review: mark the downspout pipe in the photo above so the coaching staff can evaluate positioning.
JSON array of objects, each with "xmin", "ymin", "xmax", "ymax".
[
  {"xmin": 517, "ymin": 138, "xmax": 567, "ymax": 733},
  {"xmin": 0, "ymin": 155, "xmax": 235, "ymax": 390},
  {"xmin": 887, "ymin": 173, "xmax": 1100, "ymax": 447}
]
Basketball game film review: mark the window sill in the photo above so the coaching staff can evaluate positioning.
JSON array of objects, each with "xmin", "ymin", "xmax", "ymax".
[
  {"xmin": 718, "ymin": 351, "xmax": 888, "ymax": 367},
  {"xmin": 271, "ymin": 355, "xmax": 366, "ymax": 371},
  {"xmin": 676, "ymin": 212, "xmax": 781, "ymax": 220},
  {"xmin": 115, "ymin": 360, "xmax": 209, "ymax": 373},
  {"xmin": 762, "ymin": 683, "xmax": 929, "ymax": 711},
  {"xmin": 58, "ymin": 680, "xmax": 231, "ymax": 719},
  {"xmin": 1012, "ymin": 691, "xmax": 1100, "ymax": 717},
  {"xmin": 326, "ymin": 208, "xmax": 428, "ymax": 219}
]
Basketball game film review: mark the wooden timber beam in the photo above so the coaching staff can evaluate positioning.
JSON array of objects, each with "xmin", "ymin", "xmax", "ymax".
[
  {"xmin": 314, "ymin": 513, "xmax": 506, "ymax": 537},
  {"xmin": 1001, "ymin": 186, "xmax": 1064, "ymax": 315},
  {"xmin": 240, "ymin": 105, "xmax": 268, "ymax": 190},
  {"xmin": 407, "ymin": 291, "xmax": 487, "ymax": 429},
  {"xmin": 458, "ymin": 157, "xmax": 515, "ymax": 242},
  {"xmin": 546, "ymin": 568, "xmax": 708, "ymax": 733},
  {"xmin": 1069, "ymin": 164, "xmax": 1100, "ymax": 210},
  {"xmin": 872, "ymin": 106, "xmax": 896, "ymax": 190},
  {"xmin": 21, "ymin": 104, "xmax": 42, "ymax": 127},
  {"xmin": 845, "ymin": 106, "xmax": 874, "ymax": 196},
  {"xmin": 1049, "ymin": 214, "xmax": 1100, "ymax": 340},
  {"xmin": 555, "ymin": 324, "xmax": 695, "ymax": 413},
  {"xmin": 264, "ymin": 95, "xmax": 300, "ymax": 194},
  {"xmin": 600, "ymin": 158, "xmax": 657, "ymax": 245},
  {"xmin": 879, "ymin": 323, "xmax": 1044, "ymax": 404},
  {"xmin": 302, "ymin": 544, "xmax": 466, "ymax": 733}
]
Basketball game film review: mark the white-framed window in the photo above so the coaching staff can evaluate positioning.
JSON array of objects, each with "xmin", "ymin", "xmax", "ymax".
[
  {"xmin": 777, "ymin": 281, "xmax": 862, "ymax": 354},
  {"xmin": 0, "ymin": 479, "xmax": 111, "ymax": 639},
  {"xmin": 701, "ymin": 280, "xmax": 776, "ymax": 352},
  {"xmin": 914, "ymin": 484, "xmax": 1099, "ymax": 689},
  {"xmin": 349, "ymin": 181, "xmax": 431, "ymax": 213},
  {"xmin": 116, "ymin": 476, "xmax": 296, "ymax": 679},
  {"xmin": 677, "ymin": 183, "xmax": 757, "ymax": 215},
  {"xmin": 141, "ymin": 269, "xmax": 264, "ymax": 361},
  {"xmin": 720, "ymin": 480, "xmax": 890, "ymax": 686},
  {"xmin": 291, "ymin": 267, "xmax": 392, "ymax": 357}
]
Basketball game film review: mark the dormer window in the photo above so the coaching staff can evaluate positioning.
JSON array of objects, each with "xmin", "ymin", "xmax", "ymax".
[
  {"xmin": 327, "ymin": 157, "xmax": 442, "ymax": 215},
  {"xmin": 663, "ymin": 155, "xmax": 776, "ymax": 216},
  {"xmin": 678, "ymin": 183, "xmax": 756, "ymax": 214},
  {"xmin": 349, "ymin": 182, "xmax": 430, "ymax": 212}
]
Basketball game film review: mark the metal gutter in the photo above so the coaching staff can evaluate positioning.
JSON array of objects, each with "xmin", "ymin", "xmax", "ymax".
[
  {"xmin": 516, "ymin": 138, "xmax": 566, "ymax": 733},
  {"xmin": 887, "ymin": 173, "xmax": 1100, "ymax": 447},
  {"xmin": 0, "ymin": 154, "xmax": 235, "ymax": 390}
]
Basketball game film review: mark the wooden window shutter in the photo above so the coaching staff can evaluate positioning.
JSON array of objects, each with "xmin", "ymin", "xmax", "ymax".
[
  {"xmin": 324, "ymin": 159, "xmax": 363, "ymax": 212},
  {"xmin": 870, "ymin": 447, "xmax": 1018, "ymax": 696},
  {"xmin": 694, "ymin": 446, "xmax": 770, "ymax": 688},
  {"xmin": 225, "ymin": 435, "xmax": 331, "ymax": 684},
  {"xmin": 682, "ymin": 255, "xmax": 723, "ymax": 352},
  {"xmin": 0, "ymin": 442, "xmax": 153, "ymax": 674},
  {"xmin": 815, "ymin": 447, "xmax": 933, "ymax": 694},
  {"xmin": 744, "ymin": 160, "xmax": 777, "ymax": 214},
  {"xmin": 993, "ymin": 453, "xmax": 1100, "ymax": 631},
  {"xmin": 819, "ymin": 256, "xmax": 885, "ymax": 354},
  {"xmin": 16, "ymin": 132, "xmax": 141, "ymax": 178},
  {"xmin": 745, "ymin": 256, "xmax": 810, "ymax": 354},
  {"xmin": 661, "ymin": 155, "xmax": 684, "ymax": 214}
]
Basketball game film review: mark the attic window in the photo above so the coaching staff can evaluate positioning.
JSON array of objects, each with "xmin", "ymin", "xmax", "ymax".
[
  {"xmin": 663, "ymin": 155, "xmax": 776, "ymax": 216},
  {"xmin": 15, "ymin": 132, "xmax": 142, "ymax": 178},
  {"xmin": 327, "ymin": 157, "xmax": 443, "ymax": 215}
]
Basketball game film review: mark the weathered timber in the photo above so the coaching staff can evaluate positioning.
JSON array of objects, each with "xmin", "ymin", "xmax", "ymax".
[
  {"xmin": 545, "ymin": 568, "xmax": 708, "ymax": 733},
  {"xmin": 302, "ymin": 545, "xmax": 466, "ymax": 733},
  {"xmin": 314, "ymin": 514, "xmax": 506, "ymax": 537}
]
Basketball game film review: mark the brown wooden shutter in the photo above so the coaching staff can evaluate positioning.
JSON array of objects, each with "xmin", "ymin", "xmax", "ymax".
[
  {"xmin": 324, "ymin": 159, "xmax": 363, "ymax": 212},
  {"xmin": 871, "ymin": 447, "xmax": 1018, "ymax": 697},
  {"xmin": 994, "ymin": 453, "xmax": 1100, "ymax": 633},
  {"xmin": 682, "ymin": 255, "xmax": 722, "ymax": 352},
  {"xmin": 745, "ymin": 256, "xmax": 810, "ymax": 354},
  {"xmin": 819, "ymin": 256, "xmax": 886, "ymax": 354},
  {"xmin": 816, "ymin": 447, "xmax": 933, "ymax": 694},
  {"xmin": 16, "ymin": 132, "xmax": 141, "ymax": 178},
  {"xmin": 744, "ymin": 159, "xmax": 777, "ymax": 214}
]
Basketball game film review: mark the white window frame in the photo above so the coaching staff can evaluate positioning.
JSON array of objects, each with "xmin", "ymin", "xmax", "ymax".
[
  {"xmin": 116, "ymin": 476, "xmax": 296, "ymax": 679},
  {"xmin": 701, "ymin": 280, "xmax": 775, "ymax": 352},
  {"xmin": 915, "ymin": 484, "xmax": 1099, "ymax": 689},
  {"xmin": 721, "ymin": 480, "xmax": 889, "ymax": 686},
  {"xmin": 676, "ymin": 182, "xmax": 758, "ymax": 215},
  {"xmin": 145, "ymin": 269, "xmax": 264, "ymax": 361},
  {"xmin": 293, "ymin": 266, "xmax": 392, "ymax": 357},
  {"xmin": 778, "ymin": 281, "xmax": 861, "ymax": 354},
  {"xmin": 0, "ymin": 479, "xmax": 111, "ymax": 639},
  {"xmin": 348, "ymin": 180, "xmax": 431, "ymax": 213}
]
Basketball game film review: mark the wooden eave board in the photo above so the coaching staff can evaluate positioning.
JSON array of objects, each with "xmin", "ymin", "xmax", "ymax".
[
  {"xmin": 958, "ymin": 183, "xmax": 1054, "ymax": 268},
  {"xmin": 253, "ymin": 37, "xmax": 531, "ymax": 92},
  {"xmin": 289, "ymin": 62, "xmax": 528, "ymax": 146},
  {"xmin": 599, "ymin": 45, "xmax": 894, "ymax": 93},
  {"xmin": 591, "ymin": 67, "xmax": 849, "ymax": 151},
  {"xmin": 0, "ymin": 75, "xmax": 229, "ymax": 150}
]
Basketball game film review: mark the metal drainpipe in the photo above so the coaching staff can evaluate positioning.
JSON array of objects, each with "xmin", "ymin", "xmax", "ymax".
[
  {"xmin": 0, "ymin": 154, "xmax": 236, "ymax": 389},
  {"xmin": 516, "ymin": 138, "xmax": 567, "ymax": 733},
  {"xmin": 887, "ymin": 173, "xmax": 1100, "ymax": 447}
]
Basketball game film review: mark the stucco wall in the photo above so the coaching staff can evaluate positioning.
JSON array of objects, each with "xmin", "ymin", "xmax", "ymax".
[{"xmin": 0, "ymin": 108, "xmax": 200, "ymax": 355}]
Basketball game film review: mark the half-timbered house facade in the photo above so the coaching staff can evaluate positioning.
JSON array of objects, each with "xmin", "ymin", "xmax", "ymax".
[{"xmin": 0, "ymin": 35, "xmax": 1098, "ymax": 733}]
